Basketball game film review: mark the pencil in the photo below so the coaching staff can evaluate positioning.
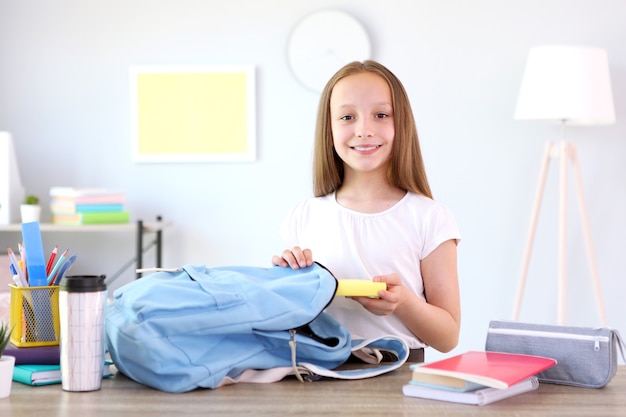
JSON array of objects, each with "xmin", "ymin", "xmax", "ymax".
[
  {"xmin": 47, "ymin": 249, "xmax": 68, "ymax": 285},
  {"xmin": 46, "ymin": 245, "xmax": 58, "ymax": 276}
]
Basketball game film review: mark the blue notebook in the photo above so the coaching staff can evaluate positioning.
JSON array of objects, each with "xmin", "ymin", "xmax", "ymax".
[{"xmin": 13, "ymin": 362, "xmax": 113, "ymax": 386}]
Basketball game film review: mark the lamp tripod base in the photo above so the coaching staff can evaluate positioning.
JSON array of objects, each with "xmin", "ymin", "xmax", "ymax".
[{"xmin": 512, "ymin": 139, "xmax": 607, "ymax": 326}]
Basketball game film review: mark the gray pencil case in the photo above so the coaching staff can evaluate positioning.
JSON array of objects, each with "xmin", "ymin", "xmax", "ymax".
[{"xmin": 485, "ymin": 320, "xmax": 625, "ymax": 388}]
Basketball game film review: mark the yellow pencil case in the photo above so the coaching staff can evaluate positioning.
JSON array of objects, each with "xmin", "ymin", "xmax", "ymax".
[{"xmin": 336, "ymin": 280, "xmax": 386, "ymax": 297}]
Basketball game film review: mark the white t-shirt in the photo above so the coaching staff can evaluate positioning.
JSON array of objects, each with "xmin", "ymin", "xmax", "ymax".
[{"xmin": 279, "ymin": 191, "xmax": 461, "ymax": 349}]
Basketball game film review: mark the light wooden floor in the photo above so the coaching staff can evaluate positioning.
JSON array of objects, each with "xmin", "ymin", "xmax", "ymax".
[{"xmin": 2, "ymin": 365, "xmax": 625, "ymax": 416}]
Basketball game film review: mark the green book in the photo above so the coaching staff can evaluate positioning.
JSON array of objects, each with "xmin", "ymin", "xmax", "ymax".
[
  {"xmin": 51, "ymin": 211, "xmax": 130, "ymax": 225},
  {"xmin": 408, "ymin": 379, "xmax": 486, "ymax": 392},
  {"xmin": 13, "ymin": 362, "xmax": 113, "ymax": 386}
]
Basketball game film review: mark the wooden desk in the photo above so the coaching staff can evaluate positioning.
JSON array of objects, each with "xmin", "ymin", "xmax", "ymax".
[{"xmin": 2, "ymin": 365, "xmax": 624, "ymax": 416}]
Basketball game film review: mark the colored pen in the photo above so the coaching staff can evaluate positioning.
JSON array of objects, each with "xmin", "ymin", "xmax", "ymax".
[
  {"xmin": 53, "ymin": 254, "xmax": 77, "ymax": 285},
  {"xmin": 7, "ymin": 247, "xmax": 20, "ymax": 271},
  {"xmin": 47, "ymin": 249, "xmax": 68, "ymax": 285},
  {"xmin": 46, "ymin": 245, "xmax": 58, "ymax": 275},
  {"xmin": 12, "ymin": 274, "xmax": 22, "ymax": 287},
  {"xmin": 10, "ymin": 263, "xmax": 27, "ymax": 287},
  {"xmin": 19, "ymin": 243, "xmax": 28, "ymax": 283},
  {"xmin": 9, "ymin": 264, "xmax": 26, "ymax": 286},
  {"xmin": 7, "ymin": 247, "xmax": 27, "ymax": 286},
  {"xmin": 18, "ymin": 242, "xmax": 25, "ymax": 264},
  {"xmin": 18, "ymin": 260, "xmax": 26, "ymax": 278}
]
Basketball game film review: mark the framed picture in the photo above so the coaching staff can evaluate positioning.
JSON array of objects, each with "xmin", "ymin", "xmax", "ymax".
[{"xmin": 130, "ymin": 65, "xmax": 256, "ymax": 162}]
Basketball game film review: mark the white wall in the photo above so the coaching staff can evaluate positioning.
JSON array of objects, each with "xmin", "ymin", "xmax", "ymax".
[{"xmin": 1, "ymin": 0, "xmax": 624, "ymax": 362}]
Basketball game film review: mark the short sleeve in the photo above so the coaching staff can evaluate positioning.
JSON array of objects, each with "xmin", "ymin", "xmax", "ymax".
[{"xmin": 421, "ymin": 202, "xmax": 461, "ymax": 259}]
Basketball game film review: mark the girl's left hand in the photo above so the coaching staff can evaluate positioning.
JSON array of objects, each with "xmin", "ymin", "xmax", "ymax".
[{"xmin": 350, "ymin": 273, "xmax": 406, "ymax": 316}]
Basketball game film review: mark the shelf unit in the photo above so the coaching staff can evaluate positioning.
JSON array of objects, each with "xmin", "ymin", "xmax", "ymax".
[{"xmin": 0, "ymin": 216, "xmax": 168, "ymax": 282}]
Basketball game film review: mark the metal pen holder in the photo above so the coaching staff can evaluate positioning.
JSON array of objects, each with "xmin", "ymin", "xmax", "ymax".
[{"xmin": 9, "ymin": 284, "xmax": 60, "ymax": 347}]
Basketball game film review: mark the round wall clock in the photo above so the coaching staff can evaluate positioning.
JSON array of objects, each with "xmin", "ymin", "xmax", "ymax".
[{"xmin": 287, "ymin": 10, "xmax": 372, "ymax": 93}]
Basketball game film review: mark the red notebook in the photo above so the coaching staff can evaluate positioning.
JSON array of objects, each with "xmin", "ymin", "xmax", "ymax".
[{"xmin": 410, "ymin": 351, "xmax": 557, "ymax": 389}]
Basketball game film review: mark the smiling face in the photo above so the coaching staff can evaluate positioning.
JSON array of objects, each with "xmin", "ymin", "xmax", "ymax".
[{"xmin": 329, "ymin": 72, "xmax": 395, "ymax": 179}]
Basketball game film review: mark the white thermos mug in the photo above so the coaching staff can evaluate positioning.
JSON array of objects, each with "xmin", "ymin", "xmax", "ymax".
[{"xmin": 59, "ymin": 275, "xmax": 107, "ymax": 392}]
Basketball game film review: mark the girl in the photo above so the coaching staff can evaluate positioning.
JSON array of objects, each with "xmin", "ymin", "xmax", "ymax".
[{"xmin": 272, "ymin": 61, "xmax": 461, "ymax": 357}]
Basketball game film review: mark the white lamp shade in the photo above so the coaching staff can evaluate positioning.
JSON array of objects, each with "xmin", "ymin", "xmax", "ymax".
[{"xmin": 514, "ymin": 45, "xmax": 615, "ymax": 125}]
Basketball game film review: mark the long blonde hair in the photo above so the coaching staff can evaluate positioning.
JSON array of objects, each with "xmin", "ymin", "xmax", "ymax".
[{"xmin": 312, "ymin": 60, "xmax": 433, "ymax": 199}]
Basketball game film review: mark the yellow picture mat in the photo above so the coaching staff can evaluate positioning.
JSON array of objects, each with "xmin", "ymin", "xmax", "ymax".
[{"xmin": 131, "ymin": 66, "xmax": 256, "ymax": 162}]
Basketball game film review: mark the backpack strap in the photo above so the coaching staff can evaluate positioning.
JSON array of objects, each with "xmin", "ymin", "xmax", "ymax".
[
  {"xmin": 297, "ymin": 335, "xmax": 410, "ymax": 380},
  {"xmin": 215, "ymin": 335, "xmax": 410, "ymax": 387}
]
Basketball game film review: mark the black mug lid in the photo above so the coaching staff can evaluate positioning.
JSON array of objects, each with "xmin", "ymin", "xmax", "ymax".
[{"xmin": 60, "ymin": 275, "xmax": 107, "ymax": 292}]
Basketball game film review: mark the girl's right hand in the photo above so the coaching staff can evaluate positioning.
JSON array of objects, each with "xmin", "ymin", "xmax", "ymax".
[{"xmin": 272, "ymin": 246, "xmax": 313, "ymax": 270}]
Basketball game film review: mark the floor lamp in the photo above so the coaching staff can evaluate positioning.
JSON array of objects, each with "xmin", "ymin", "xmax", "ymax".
[{"xmin": 511, "ymin": 45, "xmax": 615, "ymax": 325}]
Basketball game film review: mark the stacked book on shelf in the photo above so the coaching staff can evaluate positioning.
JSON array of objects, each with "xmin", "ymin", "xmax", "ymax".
[
  {"xmin": 402, "ymin": 351, "xmax": 557, "ymax": 406},
  {"xmin": 49, "ymin": 187, "xmax": 130, "ymax": 225}
]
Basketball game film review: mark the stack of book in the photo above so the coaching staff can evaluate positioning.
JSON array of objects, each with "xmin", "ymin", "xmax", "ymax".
[
  {"xmin": 7, "ymin": 343, "xmax": 112, "ymax": 386},
  {"xmin": 49, "ymin": 187, "xmax": 130, "ymax": 225},
  {"xmin": 402, "ymin": 351, "xmax": 557, "ymax": 406}
]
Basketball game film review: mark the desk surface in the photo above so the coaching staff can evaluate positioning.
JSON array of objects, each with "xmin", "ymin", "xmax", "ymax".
[{"xmin": 2, "ymin": 364, "xmax": 624, "ymax": 416}]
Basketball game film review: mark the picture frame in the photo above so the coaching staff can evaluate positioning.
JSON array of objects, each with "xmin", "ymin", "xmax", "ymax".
[{"xmin": 130, "ymin": 65, "xmax": 256, "ymax": 163}]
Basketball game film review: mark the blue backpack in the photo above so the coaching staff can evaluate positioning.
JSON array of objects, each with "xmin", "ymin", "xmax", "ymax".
[{"xmin": 105, "ymin": 263, "xmax": 408, "ymax": 392}]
